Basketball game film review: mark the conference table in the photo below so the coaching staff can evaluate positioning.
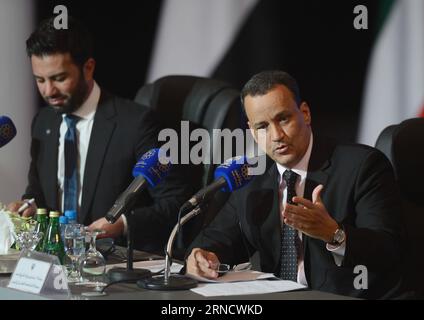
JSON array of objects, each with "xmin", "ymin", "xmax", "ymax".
[{"xmin": 0, "ymin": 246, "xmax": 355, "ymax": 301}]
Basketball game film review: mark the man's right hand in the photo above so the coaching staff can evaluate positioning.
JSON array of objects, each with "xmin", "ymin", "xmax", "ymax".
[
  {"xmin": 186, "ymin": 248, "xmax": 220, "ymax": 279},
  {"xmin": 7, "ymin": 200, "xmax": 37, "ymax": 217}
]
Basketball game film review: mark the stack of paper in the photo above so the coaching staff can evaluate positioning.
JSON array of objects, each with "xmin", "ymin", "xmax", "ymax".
[{"xmin": 192, "ymin": 280, "xmax": 306, "ymax": 297}]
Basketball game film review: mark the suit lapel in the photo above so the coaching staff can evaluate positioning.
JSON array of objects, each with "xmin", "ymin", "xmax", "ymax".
[
  {"xmin": 245, "ymin": 163, "xmax": 282, "ymax": 273},
  {"xmin": 267, "ymin": 165, "xmax": 283, "ymax": 273},
  {"xmin": 43, "ymin": 112, "xmax": 62, "ymax": 209},
  {"xmin": 80, "ymin": 92, "xmax": 116, "ymax": 223}
]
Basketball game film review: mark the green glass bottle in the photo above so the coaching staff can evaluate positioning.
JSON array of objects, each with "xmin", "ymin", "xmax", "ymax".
[
  {"xmin": 34, "ymin": 208, "xmax": 48, "ymax": 252},
  {"xmin": 43, "ymin": 211, "xmax": 65, "ymax": 264}
]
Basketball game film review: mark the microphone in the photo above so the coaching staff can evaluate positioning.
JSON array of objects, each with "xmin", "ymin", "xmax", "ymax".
[
  {"xmin": 106, "ymin": 148, "xmax": 171, "ymax": 283},
  {"xmin": 0, "ymin": 116, "xmax": 17, "ymax": 148},
  {"xmin": 105, "ymin": 148, "xmax": 171, "ymax": 224},
  {"xmin": 138, "ymin": 155, "xmax": 254, "ymax": 291},
  {"xmin": 180, "ymin": 155, "xmax": 253, "ymax": 213}
]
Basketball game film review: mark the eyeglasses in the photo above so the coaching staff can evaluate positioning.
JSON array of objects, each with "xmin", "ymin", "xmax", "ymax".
[{"xmin": 212, "ymin": 262, "xmax": 252, "ymax": 275}]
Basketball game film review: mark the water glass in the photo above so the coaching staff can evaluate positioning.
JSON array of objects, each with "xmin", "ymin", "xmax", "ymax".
[
  {"xmin": 15, "ymin": 230, "xmax": 44, "ymax": 251},
  {"xmin": 64, "ymin": 224, "xmax": 85, "ymax": 282},
  {"xmin": 79, "ymin": 229, "xmax": 107, "ymax": 290}
]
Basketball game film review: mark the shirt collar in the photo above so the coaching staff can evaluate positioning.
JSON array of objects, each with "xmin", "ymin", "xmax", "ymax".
[
  {"xmin": 71, "ymin": 81, "xmax": 100, "ymax": 121},
  {"xmin": 276, "ymin": 132, "xmax": 313, "ymax": 181}
]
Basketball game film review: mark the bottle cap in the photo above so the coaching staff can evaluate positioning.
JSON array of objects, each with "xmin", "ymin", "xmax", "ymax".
[
  {"xmin": 49, "ymin": 211, "xmax": 60, "ymax": 218},
  {"xmin": 36, "ymin": 208, "xmax": 47, "ymax": 215},
  {"xmin": 64, "ymin": 210, "xmax": 77, "ymax": 220},
  {"xmin": 59, "ymin": 216, "xmax": 68, "ymax": 224}
]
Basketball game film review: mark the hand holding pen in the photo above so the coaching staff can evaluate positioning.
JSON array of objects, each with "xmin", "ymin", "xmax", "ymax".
[
  {"xmin": 6, "ymin": 198, "xmax": 37, "ymax": 217},
  {"xmin": 17, "ymin": 198, "xmax": 35, "ymax": 214}
]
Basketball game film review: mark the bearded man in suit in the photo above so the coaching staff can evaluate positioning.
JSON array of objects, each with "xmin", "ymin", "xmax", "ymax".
[{"xmin": 8, "ymin": 17, "xmax": 192, "ymax": 253}]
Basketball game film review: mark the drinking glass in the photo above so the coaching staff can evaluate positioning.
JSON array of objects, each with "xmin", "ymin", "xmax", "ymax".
[
  {"xmin": 15, "ymin": 230, "xmax": 44, "ymax": 251},
  {"xmin": 79, "ymin": 229, "xmax": 107, "ymax": 290},
  {"xmin": 64, "ymin": 224, "xmax": 85, "ymax": 282}
]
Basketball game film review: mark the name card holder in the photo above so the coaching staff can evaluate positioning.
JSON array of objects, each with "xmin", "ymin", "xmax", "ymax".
[{"xmin": 7, "ymin": 250, "xmax": 70, "ymax": 299}]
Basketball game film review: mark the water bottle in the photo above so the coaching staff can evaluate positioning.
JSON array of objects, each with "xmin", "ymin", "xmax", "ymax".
[
  {"xmin": 59, "ymin": 215, "xmax": 69, "ymax": 246},
  {"xmin": 44, "ymin": 211, "xmax": 65, "ymax": 264},
  {"xmin": 64, "ymin": 210, "xmax": 77, "ymax": 224}
]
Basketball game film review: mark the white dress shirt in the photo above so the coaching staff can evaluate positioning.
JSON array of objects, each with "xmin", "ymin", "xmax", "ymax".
[
  {"xmin": 276, "ymin": 133, "xmax": 345, "ymax": 286},
  {"xmin": 57, "ymin": 82, "xmax": 100, "ymax": 213}
]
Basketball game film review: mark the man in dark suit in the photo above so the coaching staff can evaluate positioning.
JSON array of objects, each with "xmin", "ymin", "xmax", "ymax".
[
  {"xmin": 186, "ymin": 70, "xmax": 403, "ymax": 299},
  {"xmin": 8, "ymin": 17, "xmax": 192, "ymax": 253}
]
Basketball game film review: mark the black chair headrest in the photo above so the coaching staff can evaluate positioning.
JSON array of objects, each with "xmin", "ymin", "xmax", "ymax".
[
  {"xmin": 375, "ymin": 118, "xmax": 424, "ymax": 205},
  {"xmin": 134, "ymin": 75, "xmax": 236, "ymax": 129}
]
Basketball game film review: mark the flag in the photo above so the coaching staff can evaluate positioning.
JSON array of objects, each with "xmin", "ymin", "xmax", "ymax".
[
  {"xmin": 358, "ymin": 0, "xmax": 424, "ymax": 146},
  {"xmin": 147, "ymin": 0, "xmax": 258, "ymax": 82}
]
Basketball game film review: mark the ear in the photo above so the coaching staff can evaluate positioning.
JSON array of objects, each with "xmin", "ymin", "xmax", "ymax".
[
  {"xmin": 300, "ymin": 102, "xmax": 311, "ymax": 125},
  {"xmin": 83, "ymin": 58, "xmax": 96, "ymax": 81}
]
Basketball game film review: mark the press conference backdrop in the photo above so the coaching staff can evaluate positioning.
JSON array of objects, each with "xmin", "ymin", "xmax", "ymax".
[
  {"xmin": 2, "ymin": 0, "xmax": 422, "ymax": 204},
  {"xmin": 36, "ymin": 0, "xmax": 381, "ymax": 143},
  {"xmin": 0, "ymin": 0, "xmax": 36, "ymax": 204}
]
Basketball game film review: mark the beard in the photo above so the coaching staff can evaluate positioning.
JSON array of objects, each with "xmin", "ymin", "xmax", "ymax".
[{"xmin": 45, "ymin": 75, "xmax": 89, "ymax": 114}]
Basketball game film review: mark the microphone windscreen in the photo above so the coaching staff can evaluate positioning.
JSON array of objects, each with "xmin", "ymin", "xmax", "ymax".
[
  {"xmin": 132, "ymin": 148, "xmax": 172, "ymax": 187},
  {"xmin": 214, "ymin": 156, "xmax": 253, "ymax": 192},
  {"xmin": 0, "ymin": 116, "xmax": 17, "ymax": 148}
]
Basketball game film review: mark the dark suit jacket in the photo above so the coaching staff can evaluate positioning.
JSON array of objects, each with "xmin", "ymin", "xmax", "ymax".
[
  {"xmin": 190, "ymin": 136, "xmax": 403, "ymax": 299},
  {"xmin": 23, "ymin": 91, "xmax": 193, "ymax": 253}
]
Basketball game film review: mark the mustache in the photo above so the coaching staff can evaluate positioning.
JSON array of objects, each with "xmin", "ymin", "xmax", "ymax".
[{"xmin": 46, "ymin": 94, "xmax": 67, "ymax": 100}]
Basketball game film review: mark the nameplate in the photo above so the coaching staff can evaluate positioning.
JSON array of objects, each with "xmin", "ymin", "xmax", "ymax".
[{"xmin": 8, "ymin": 257, "xmax": 51, "ymax": 294}]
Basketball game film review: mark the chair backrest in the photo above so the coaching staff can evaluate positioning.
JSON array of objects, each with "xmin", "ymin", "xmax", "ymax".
[
  {"xmin": 375, "ymin": 118, "xmax": 424, "ymax": 205},
  {"xmin": 135, "ymin": 75, "xmax": 244, "ymax": 257},
  {"xmin": 135, "ymin": 75, "xmax": 243, "ymax": 187},
  {"xmin": 375, "ymin": 118, "xmax": 424, "ymax": 296}
]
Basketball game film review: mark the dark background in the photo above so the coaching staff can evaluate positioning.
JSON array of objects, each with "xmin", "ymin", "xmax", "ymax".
[{"xmin": 36, "ymin": 0, "xmax": 380, "ymax": 142}]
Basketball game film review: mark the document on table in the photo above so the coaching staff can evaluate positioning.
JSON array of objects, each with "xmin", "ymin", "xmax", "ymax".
[
  {"xmin": 187, "ymin": 270, "xmax": 277, "ymax": 283},
  {"xmin": 191, "ymin": 280, "xmax": 306, "ymax": 297},
  {"xmin": 106, "ymin": 260, "xmax": 184, "ymax": 274}
]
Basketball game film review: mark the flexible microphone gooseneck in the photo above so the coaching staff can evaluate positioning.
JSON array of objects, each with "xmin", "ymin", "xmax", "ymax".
[
  {"xmin": 138, "ymin": 155, "xmax": 253, "ymax": 291},
  {"xmin": 106, "ymin": 148, "xmax": 172, "ymax": 283}
]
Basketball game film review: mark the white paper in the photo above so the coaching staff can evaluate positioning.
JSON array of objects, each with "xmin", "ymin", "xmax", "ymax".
[
  {"xmin": 187, "ymin": 270, "xmax": 277, "ymax": 283},
  {"xmin": 106, "ymin": 260, "xmax": 184, "ymax": 274},
  {"xmin": 191, "ymin": 280, "xmax": 306, "ymax": 297},
  {"xmin": 8, "ymin": 257, "xmax": 51, "ymax": 294},
  {"xmin": 0, "ymin": 210, "xmax": 16, "ymax": 254}
]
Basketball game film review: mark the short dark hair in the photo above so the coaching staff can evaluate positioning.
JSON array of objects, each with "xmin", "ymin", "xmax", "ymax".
[
  {"xmin": 241, "ymin": 70, "xmax": 302, "ymax": 106},
  {"xmin": 26, "ymin": 17, "xmax": 93, "ymax": 68}
]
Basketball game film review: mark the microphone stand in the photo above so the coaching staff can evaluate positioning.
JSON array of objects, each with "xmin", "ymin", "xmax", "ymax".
[
  {"xmin": 137, "ymin": 206, "xmax": 201, "ymax": 290},
  {"xmin": 107, "ymin": 210, "xmax": 152, "ymax": 282}
]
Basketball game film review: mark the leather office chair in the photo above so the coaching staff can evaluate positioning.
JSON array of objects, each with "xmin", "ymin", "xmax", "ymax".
[
  {"xmin": 135, "ymin": 75, "xmax": 243, "ymax": 187},
  {"xmin": 375, "ymin": 118, "xmax": 424, "ymax": 297},
  {"xmin": 135, "ymin": 75, "xmax": 244, "ymax": 257}
]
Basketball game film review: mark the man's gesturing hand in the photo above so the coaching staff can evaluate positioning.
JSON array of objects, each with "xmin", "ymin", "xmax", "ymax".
[{"xmin": 283, "ymin": 184, "xmax": 339, "ymax": 242}]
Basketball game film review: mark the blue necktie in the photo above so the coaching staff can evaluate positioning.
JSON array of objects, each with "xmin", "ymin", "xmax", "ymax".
[
  {"xmin": 280, "ymin": 169, "xmax": 299, "ymax": 281},
  {"xmin": 64, "ymin": 115, "xmax": 79, "ymax": 213}
]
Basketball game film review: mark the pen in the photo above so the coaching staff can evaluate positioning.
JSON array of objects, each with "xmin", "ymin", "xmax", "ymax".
[{"xmin": 17, "ymin": 198, "xmax": 35, "ymax": 214}]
